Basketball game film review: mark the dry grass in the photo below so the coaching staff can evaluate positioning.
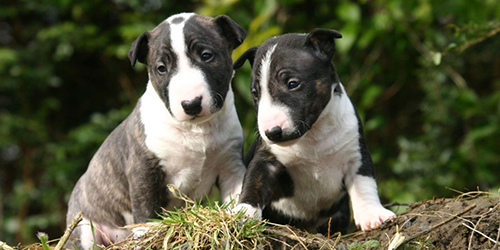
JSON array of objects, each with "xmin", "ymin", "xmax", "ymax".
[
  {"xmin": 13, "ymin": 189, "xmax": 500, "ymax": 249},
  {"xmin": 109, "ymin": 185, "xmax": 269, "ymax": 250}
]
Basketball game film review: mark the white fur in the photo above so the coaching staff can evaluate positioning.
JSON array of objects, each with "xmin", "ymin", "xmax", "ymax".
[
  {"xmin": 131, "ymin": 222, "xmax": 159, "ymax": 239},
  {"xmin": 166, "ymin": 13, "xmax": 213, "ymax": 122},
  {"xmin": 77, "ymin": 218, "xmax": 131, "ymax": 248},
  {"xmin": 122, "ymin": 212, "xmax": 134, "ymax": 225},
  {"xmin": 257, "ymin": 44, "xmax": 294, "ymax": 143},
  {"xmin": 347, "ymin": 175, "xmax": 396, "ymax": 231},
  {"xmin": 140, "ymin": 81, "xmax": 245, "ymax": 208},
  {"xmin": 137, "ymin": 14, "xmax": 245, "ymax": 208},
  {"xmin": 233, "ymin": 203, "xmax": 262, "ymax": 218},
  {"xmin": 266, "ymin": 84, "xmax": 394, "ymax": 230},
  {"xmin": 78, "ymin": 219, "xmax": 95, "ymax": 250},
  {"xmin": 266, "ymin": 84, "xmax": 357, "ymax": 219},
  {"xmin": 74, "ymin": 13, "xmax": 246, "ymax": 248}
]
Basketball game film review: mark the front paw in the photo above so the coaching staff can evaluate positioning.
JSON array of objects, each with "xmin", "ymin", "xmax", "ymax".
[
  {"xmin": 131, "ymin": 222, "xmax": 159, "ymax": 239},
  {"xmin": 232, "ymin": 203, "xmax": 262, "ymax": 219},
  {"xmin": 354, "ymin": 206, "xmax": 396, "ymax": 232}
]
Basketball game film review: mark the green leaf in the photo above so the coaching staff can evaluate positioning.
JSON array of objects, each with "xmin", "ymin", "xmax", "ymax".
[
  {"xmin": 432, "ymin": 52, "xmax": 442, "ymax": 65},
  {"xmin": 337, "ymin": 23, "xmax": 359, "ymax": 54},
  {"xmin": 336, "ymin": 2, "xmax": 361, "ymax": 23},
  {"xmin": 363, "ymin": 239, "xmax": 380, "ymax": 248}
]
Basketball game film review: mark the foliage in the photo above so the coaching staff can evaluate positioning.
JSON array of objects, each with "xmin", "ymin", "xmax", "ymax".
[
  {"xmin": 35, "ymin": 232, "xmax": 50, "ymax": 250},
  {"xmin": 0, "ymin": 0, "xmax": 499, "ymax": 245},
  {"xmin": 347, "ymin": 239, "xmax": 380, "ymax": 250}
]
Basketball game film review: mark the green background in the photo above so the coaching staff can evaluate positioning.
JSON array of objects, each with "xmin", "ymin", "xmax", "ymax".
[{"xmin": 1, "ymin": 0, "xmax": 499, "ymax": 245}]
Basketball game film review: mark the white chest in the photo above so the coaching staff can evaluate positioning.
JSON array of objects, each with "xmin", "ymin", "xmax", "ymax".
[
  {"xmin": 139, "ymin": 82, "xmax": 242, "ymax": 206},
  {"xmin": 267, "ymin": 91, "xmax": 362, "ymax": 220},
  {"xmin": 269, "ymin": 148, "xmax": 355, "ymax": 220}
]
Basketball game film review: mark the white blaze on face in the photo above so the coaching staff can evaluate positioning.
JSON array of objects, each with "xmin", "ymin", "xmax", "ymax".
[
  {"xmin": 257, "ymin": 44, "xmax": 293, "ymax": 143},
  {"xmin": 166, "ymin": 13, "xmax": 213, "ymax": 122}
]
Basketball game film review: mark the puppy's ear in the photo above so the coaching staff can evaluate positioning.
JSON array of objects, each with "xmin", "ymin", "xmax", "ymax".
[
  {"xmin": 128, "ymin": 32, "xmax": 149, "ymax": 68},
  {"xmin": 305, "ymin": 28, "xmax": 342, "ymax": 59},
  {"xmin": 233, "ymin": 46, "xmax": 258, "ymax": 69},
  {"xmin": 214, "ymin": 15, "xmax": 247, "ymax": 50}
]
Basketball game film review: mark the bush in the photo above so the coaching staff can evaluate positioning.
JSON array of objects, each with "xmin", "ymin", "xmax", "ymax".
[{"xmin": 1, "ymin": 0, "xmax": 499, "ymax": 245}]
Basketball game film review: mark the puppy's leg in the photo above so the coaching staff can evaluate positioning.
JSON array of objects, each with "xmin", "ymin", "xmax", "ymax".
[
  {"xmin": 347, "ymin": 174, "xmax": 396, "ymax": 231},
  {"xmin": 234, "ymin": 150, "xmax": 291, "ymax": 218},
  {"xmin": 71, "ymin": 218, "xmax": 132, "ymax": 249},
  {"xmin": 217, "ymin": 157, "xmax": 246, "ymax": 205},
  {"xmin": 67, "ymin": 218, "xmax": 107, "ymax": 249},
  {"xmin": 75, "ymin": 218, "xmax": 95, "ymax": 250},
  {"xmin": 127, "ymin": 160, "xmax": 165, "ymax": 223},
  {"xmin": 232, "ymin": 158, "xmax": 268, "ymax": 218},
  {"xmin": 347, "ymin": 110, "xmax": 396, "ymax": 231}
]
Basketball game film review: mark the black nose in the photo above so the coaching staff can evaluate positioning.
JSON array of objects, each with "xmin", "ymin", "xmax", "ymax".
[
  {"xmin": 181, "ymin": 96, "xmax": 203, "ymax": 116},
  {"xmin": 265, "ymin": 126, "xmax": 282, "ymax": 141}
]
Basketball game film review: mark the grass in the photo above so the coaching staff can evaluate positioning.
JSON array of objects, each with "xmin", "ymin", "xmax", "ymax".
[
  {"xmin": 347, "ymin": 240, "xmax": 380, "ymax": 250},
  {"xmin": 16, "ymin": 184, "xmax": 340, "ymax": 249},
  {"xmin": 111, "ymin": 184, "xmax": 269, "ymax": 249},
  {"xmin": 8, "ymin": 190, "xmax": 499, "ymax": 249},
  {"xmin": 35, "ymin": 232, "xmax": 51, "ymax": 250}
]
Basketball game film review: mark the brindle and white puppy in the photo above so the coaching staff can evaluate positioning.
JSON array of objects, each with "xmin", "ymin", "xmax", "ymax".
[
  {"xmin": 233, "ymin": 29, "xmax": 395, "ymax": 234},
  {"xmin": 65, "ymin": 13, "xmax": 247, "ymax": 249}
]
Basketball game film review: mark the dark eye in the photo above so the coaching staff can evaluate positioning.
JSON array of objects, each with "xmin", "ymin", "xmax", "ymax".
[
  {"xmin": 287, "ymin": 80, "xmax": 300, "ymax": 90},
  {"xmin": 251, "ymin": 88, "xmax": 259, "ymax": 99},
  {"xmin": 201, "ymin": 52, "xmax": 213, "ymax": 62},
  {"xmin": 157, "ymin": 64, "xmax": 167, "ymax": 74}
]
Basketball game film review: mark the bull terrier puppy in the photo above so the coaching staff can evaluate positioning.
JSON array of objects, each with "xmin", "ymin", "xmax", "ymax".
[
  {"xmin": 66, "ymin": 13, "xmax": 247, "ymax": 249},
  {"xmin": 233, "ymin": 29, "xmax": 395, "ymax": 234}
]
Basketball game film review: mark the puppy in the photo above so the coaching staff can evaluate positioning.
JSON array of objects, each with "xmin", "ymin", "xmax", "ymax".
[
  {"xmin": 65, "ymin": 13, "xmax": 247, "ymax": 249},
  {"xmin": 233, "ymin": 29, "xmax": 395, "ymax": 234}
]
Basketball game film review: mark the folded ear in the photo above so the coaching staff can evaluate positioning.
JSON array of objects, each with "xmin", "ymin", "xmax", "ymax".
[
  {"xmin": 233, "ymin": 46, "xmax": 258, "ymax": 69},
  {"xmin": 305, "ymin": 28, "xmax": 342, "ymax": 59},
  {"xmin": 214, "ymin": 15, "xmax": 247, "ymax": 50},
  {"xmin": 128, "ymin": 32, "xmax": 149, "ymax": 68}
]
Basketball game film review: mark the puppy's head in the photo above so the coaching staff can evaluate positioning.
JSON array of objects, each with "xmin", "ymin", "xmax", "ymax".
[
  {"xmin": 128, "ymin": 13, "xmax": 246, "ymax": 123},
  {"xmin": 234, "ymin": 29, "xmax": 342, "ymax": 144}
]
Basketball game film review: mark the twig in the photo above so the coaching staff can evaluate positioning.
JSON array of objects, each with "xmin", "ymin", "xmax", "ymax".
[
  {"xmin": 328, "ymin": 233, "xmax": 342, "ymax": 250},
  {"xmin": 444, "ymin": 66, "xmax": 467, "ymax": 89},
  {"xmin": 327, "ymin": 217, "xmax": 332, "ymax": 238},
  {"xmin": 346, "ymin": 43, "xmax": 383, "ymax": 95},
  {"xmin": 453, "ymin": 202, "xmax": 500, "ymax": 249},
  {"xmin": 495, "ymin": 224, "xmax": 500, "ymax": 250},
  {"xmin": 388, "ymin": 232, "xmax": 405, "ymax": 250},
  {"xmin": 265, "ymin": 226, "xmax": 308, "ymax": 249},
  {"xmin": 494, "ymin": 188, "xmax": 500, "ymax": 249},
  {"xmin": 463, "ymin": 201, "xmax": 500, "ymax": 250},
  {"xmin": 461, "ymin": 223, "xmax": 500, "ymax": 245},
  {"xmin": 400, "ymin": 204, "xmax": 476, "ymax": 246},
  {"xmin": 0, "ymin": 241, "xmax": 15, "ymax": 250},
  {"xmin": 467, "ymin": 212, "xmax": 486, "ymax": 250},
  {"xmin": 266, "ymin": 236, "xmax": 293, "ymax": 249},
  {"xmin": 442, "ymin": 26, "xmax": 500, "ymax": 56},
  {"xmin": 384, "ymin": 202, "xmax": 411, "ymax": 208},
  {"xmin": 405, "ymin": 23, "xmax": 469, "ymax": 89},
  {"xmin": 265, "ymin": 222, "xmax": 339, "ymax": 248},
  {"xmin": 446, "ymin": 187, "xmax": 493, "ymax": 200},
  {"xmin": 54, "ymin": 211, "xmax": 83, "ymax": 250}
]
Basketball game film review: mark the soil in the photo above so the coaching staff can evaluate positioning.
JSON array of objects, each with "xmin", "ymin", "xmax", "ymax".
[
  {"xmin": 265, "ymin": 192, "xmax": 500, "ymax": 249},
  {"xmin": 15, "ymin": 192, "xmax": 500, "ymax": 249}
]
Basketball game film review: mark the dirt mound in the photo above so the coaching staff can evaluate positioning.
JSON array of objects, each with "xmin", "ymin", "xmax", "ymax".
[
  {"xmin": 12, "ymin": 192, "xmax": 500, "ymax": 249},
  {"xmin": 264, "ymin": 192, "xmax": 500, "ymax": 249},
  {"xmin": 341, "ymin": 193, "xmax": 500, "ymax": 249}
]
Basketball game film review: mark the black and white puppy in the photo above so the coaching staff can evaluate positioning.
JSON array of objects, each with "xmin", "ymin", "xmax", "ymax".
[
  {"xmin": 233, "ymin": 29, "xmax": 395, "ymax": 234},
  {"xmin": 66, "ymin": 13, "xmax": 247, "ymax": 249}
]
